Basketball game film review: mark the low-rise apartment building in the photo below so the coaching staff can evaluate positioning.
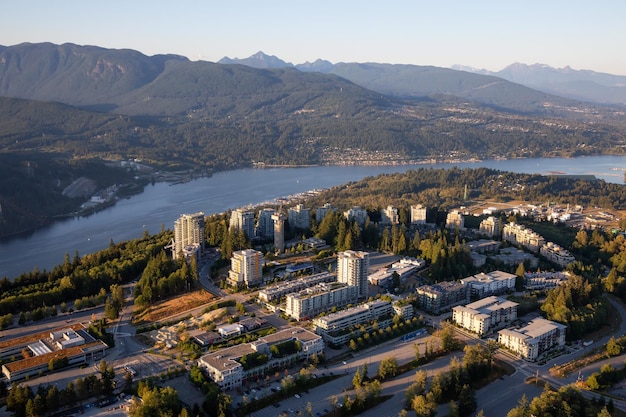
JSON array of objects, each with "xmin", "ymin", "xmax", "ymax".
[
  {"xmin": 540, "ymin": 242, "xmax": 575, "ymax": 267},
  {"xmin": 452, "ymin": 296, "xmax": 518, "ymax": 336},
  {"xmin": 198, "ymin": 327, "xmax": 323, "ymax": 390},
  {"xmin": 502, "ymin": 222, "xmax": 545, "ymax": 252},
  {"xmin": 312, "ymin": 300, "xmax": 396, "ymax": 345},
  {"xmin": 368, "ymin": 257, "xmax": 425, "ymax": 287},
  {"xmin": 524, "ymin": 271, "xmax": 569, "ymax": 290},
  {"xmin": 257, "ymin": 272, "xmax": 335, "ymax": 303},
  {"xmin": 285, "ymin": 282, "xmax": 358, "ymax": 321},
  {"xmin": 498, "ymin": 318, "xmax": 566, "ymax": 361},
  {"xmin": 460, "ymin": 270, "xmax": 516, "ymax": 299},
  {"xmin": 415, "ymin": 281, "xmax": 469, "ymax": 315}
]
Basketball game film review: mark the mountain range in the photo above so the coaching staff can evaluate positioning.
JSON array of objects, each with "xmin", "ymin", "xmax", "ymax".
[
  {"xmin": 220, "ymin": 51, "xmax": 626, "ymax": 106},
  {"xmin": 1, "ymin": 42, "xmax": 625, "ymax": 238}
]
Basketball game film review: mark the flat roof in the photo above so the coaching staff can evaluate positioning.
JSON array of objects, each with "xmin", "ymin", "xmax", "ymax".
[
  {"xmin": 0, "ymin": 323, "xmax": 85, "ymax": 350},
  {"xmin": 200, "ymin": 327, "xmax": 321, "ymax": 373},
  {"xmin": 4, "ymin": 341, "xmax": 107, "ymax": 373}
]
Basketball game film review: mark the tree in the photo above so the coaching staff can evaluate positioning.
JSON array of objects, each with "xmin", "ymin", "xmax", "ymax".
[
  {"xmin": 352, "ymin": 367, "xmax": 363, "ymax": 388},
  {"xmin": 413, "ymin": 342, "xmax": 421, "ymax": 362},
  {"xmin": 349, "ymin": 339, "xmax": 357, "ymax": 351},
  {"xmin": 412, "ymin": 394, "xmax": 436, "ymax": 417},
  {"xmin": 104, "ymin": 297, "xmax": 118, "ymax": 320},
  {"xmin": 606, "ymin": 336, "xmax": 622, "ymax": 357},
  {"xmin": 360, "ymin": 362, "xmax": 369, "ymax": 381},
  {"xmin": 377, "ymin": 356, "xmax": 398, "ymax": 380},
  {"xmin": 439, "ymin": 322, "xmax": 459, "ymax": 352},
  {"xmin": 448, "ymin": 400, "xmax": 459, "ymax": 417},
  {"xmin": 506, "ymin": 394, "xmax": 531, "ymax": 417},
  {"xmin": 457, "ymin": 384, "xmax": 477, "ymax": 416}
]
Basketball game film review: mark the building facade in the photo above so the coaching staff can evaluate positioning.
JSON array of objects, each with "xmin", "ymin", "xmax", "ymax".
[
  {"xmin": 227, "ymin": 249, "xmax": 264, "ymax": 288},
  {"xmin": 381, "ymin": 205, "xmax": 399, "ymax": 225},
  {"xmin": 272, "ymin": 211, "xmax": 287, "ymax": 253},
  {"xmin": 229, "ymin": 209, "xmax": 256, "ymax": 239},
  {"xmin": 540, "ymin": 242, "xmax": 575, "ymax": 267},
  {"xmin": 460, "ymin": 270, "xmax": 516, "ymax": 299},
  {"xmin": 502, "ymin": 222, "xmax": 545, "ymax": 252},
  {"xmin": 445, "ymin": 210, "xmax": 465, "ymax": 230},
  {"xmin": 479, "ymin": 216, "xmax": 501, "ymax": 238},
  {"xmin": 415, "ymin": 281, "xmax": 469, "ymax": 315},
  {"xmin": 256, "ymin": 208, "xmax": 275, "ymax": 238},
  {"xmin": 410, "ymin": 204, "xmax": 427, "ymax": 225},
  {"xmin": 288, "ymin": 204, "xmax": 311, "ymax": 230},
  {"xmin": 312, "ymin": 300, "xmax": 396, "ymax": 345},
  {"xmin": 344, "ymin": 206, "xmax": 368, "ymax": 227},
  {"xmin": 199, "ymin": 327, "xmax": 323, "ymax": 390},
  {"xmin": 257, "ymin": 272, "xmax": 335, "ymax": 303},
  {"xmin": 452, "ymin": 296, "xmax": 518, "ymax": 336},
  {"xmin": 498, "ymin": 318, "xmax": 566, "ymax": 361},
  {"xmin": 315, "ymin": 203, "xmax": 336, "ymax": 223},
  {"xmin": 337, "ymin": 250, "xmax": 370, "ymax": 300},
  {"xmin": 285, "ymin": 283, "xmax": 358, "ymax": 321},
  {"xmin": 172, "ymin": 212, "xmax": 205, "ymax": 260}
]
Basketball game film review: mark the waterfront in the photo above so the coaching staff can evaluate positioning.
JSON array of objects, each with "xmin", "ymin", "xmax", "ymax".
[{"xmin": 0, "ymin": 155, "xmax": 624, "ymax": 279}]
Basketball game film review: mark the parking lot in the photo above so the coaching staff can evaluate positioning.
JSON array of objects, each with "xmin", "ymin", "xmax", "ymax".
[{"xmin": 112, "ymin": 352, "xmax": 182, "ymax": 382}]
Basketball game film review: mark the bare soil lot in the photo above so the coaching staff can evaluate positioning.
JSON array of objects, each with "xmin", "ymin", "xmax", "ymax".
[{"xmin": 133, "ymin": 290, "xmax": 214, "ymax": 325}]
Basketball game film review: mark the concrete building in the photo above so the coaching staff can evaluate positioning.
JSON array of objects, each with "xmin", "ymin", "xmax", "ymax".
[
  {"xmin": 312, "ymin": 300, "xmax": 396, "ymax": 345},
  {"xmin": 492, "ymin": 247, "xmax": 539, "ymax": 268},
  {"xmin": 285, "ymin": 282, "xmax": 358, "ymax": 321},
  {"xmin": 256, "ymin": 208, "xmax": 275, "ymax": 238},
  {"xmin": 227, "ymin": 249, "xmax": 264, "ymax": 288},
  {"xmin": 381, "ymin": 205, "xmax": 399, "ymax": 225},
  {"xmin": 257, "ymin": 272, "xmax": 335, "ymax": 303},
  {"xmin": 479, "ymin": 216, "xmax": 501, "ymax": 238},
  {"xmin": 230, "ymin": 209, "xmax": 255, "ymax": 240},
  {"xmin": 466, "ymin": 239, "xmax": 501, "ymax": 254},
  {"xmin": 460, "ymin": 270, "xmax": 516, "ymax": 299},
  {"xmin": 315, "ymin": 203, "xmax": 336, "ymax": 223},
  {"xmin": 288, "ymin": 204, "xmax": 311, "ymax": 230},
  {"xmin": 368, "ymin": 257, "xmax": 425, "ymax": 287},
  {"xmin": 217, "ymin": 324, "xmax": 245, "ymax": 339},
  {"xmin": 172, "ymin": 212, "xmax": 205, "ymax": 260},
  {"xmin": 540, "ymin": 242, "xmax": 575, "ymax": 267},
  {"xmin": 445, "ymin": 210, "xmax": 465, "ymax": 230},
  {"xmin": 498, "ymin": 318, "xmax": 566, "ymax": 361},
  {"xmin": 415, "ymin": 281, "xmax": 469, "ymax": 315},
  {"xmin": 524, "ymin": 271, "xmax": 569, "ymax": 290},
  {"xmin": 410, "ymin": 204, "xmax": 427, "ymax": 225},
  {"xmin": 393, "ymin": 302, "xmax": 414, "ymax": 321},
  {"xmin": 199, "ymin": 327, "xmax": 323, "ymax": 390},
  {"xmin": 272, "ymin": 211, "xmax": 287, "ymax": 253},
  {"xmin": 452, "ymin": 296, "xmax": 518, "ymax": 336},
  {"xmin": 1, "ymin": 326, "xmax": 107, "ymax": 382},
  {"xmin": 337, "ymin": 250, "xmax": 370, "ymax": 300},
  {"xmin": 502, "ymin": 222, "xmax": 545, "ymax": 252},
  {"xmin": 344, "ymin": 206, "xmax": 369, "ymax": 227},
  {"xmin": 469, "ymin": 252, "xmax": 487, "ymax": 268}
]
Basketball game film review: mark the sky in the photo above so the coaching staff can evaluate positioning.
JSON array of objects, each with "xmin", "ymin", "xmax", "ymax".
[{"xmin": 2, "ymin": 0, "xmax": 626, "ymax": 75}]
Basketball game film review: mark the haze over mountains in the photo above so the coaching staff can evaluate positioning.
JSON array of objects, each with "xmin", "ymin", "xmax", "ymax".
[{"xmin": 221, "ymin": 51, "xmax": 626, "ymax": 106}]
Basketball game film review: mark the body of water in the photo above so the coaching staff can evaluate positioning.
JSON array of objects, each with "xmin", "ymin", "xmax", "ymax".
[{"xmin": 1, "ymin": 155, "xmax": 624, "ymax": 279}]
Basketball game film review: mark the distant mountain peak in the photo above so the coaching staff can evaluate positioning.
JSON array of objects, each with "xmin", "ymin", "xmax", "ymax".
[{"xmin": 218, "ymin": 51, "xmax": 293, "ymax": 69}]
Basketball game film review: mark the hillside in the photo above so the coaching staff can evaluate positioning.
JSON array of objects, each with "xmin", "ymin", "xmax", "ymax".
[{"xmin": 1, "ymin": 43, "xmax": 626, "ymax": 238}]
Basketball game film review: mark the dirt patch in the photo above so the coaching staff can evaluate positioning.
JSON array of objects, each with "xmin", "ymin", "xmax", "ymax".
[{"xmin": 133, "ymin": 290, "xmax": 214, "ymax": 324}]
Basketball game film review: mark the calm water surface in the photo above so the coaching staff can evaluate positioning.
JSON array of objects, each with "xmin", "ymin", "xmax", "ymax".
[{"xmin": 1, "ymin": 155, "xmax": 624, "ymax": 279}]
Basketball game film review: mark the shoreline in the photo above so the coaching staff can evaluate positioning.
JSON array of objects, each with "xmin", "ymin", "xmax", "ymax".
[{"xmin": 0, "ymin": 153, "xmax": 622, "ymax": 244}]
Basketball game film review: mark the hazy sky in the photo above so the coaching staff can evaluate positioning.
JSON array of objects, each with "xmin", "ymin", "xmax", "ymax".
[{"xmin": 3, "ymin": 1, "xmax": 625, "ymax": 75}]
